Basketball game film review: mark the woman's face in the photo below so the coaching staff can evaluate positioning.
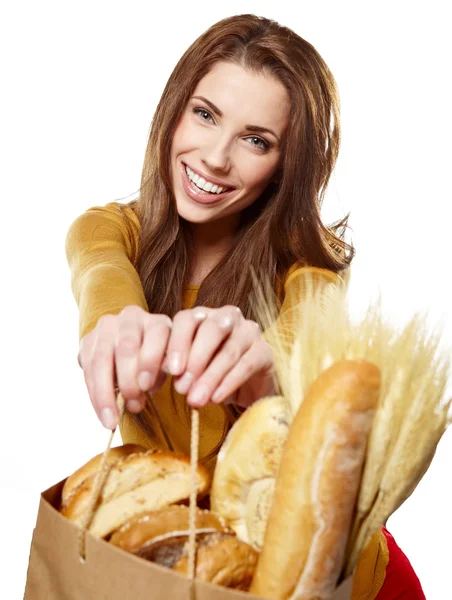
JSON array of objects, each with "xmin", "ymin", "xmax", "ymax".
[{"xmin": 170, "ymin": 61, "xmax": 290, "ymax": 227}]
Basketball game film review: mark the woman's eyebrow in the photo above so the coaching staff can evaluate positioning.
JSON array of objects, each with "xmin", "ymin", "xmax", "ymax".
[{"xmin": 192, "ymin": 95, "xmax": 281, "ymax": 142}]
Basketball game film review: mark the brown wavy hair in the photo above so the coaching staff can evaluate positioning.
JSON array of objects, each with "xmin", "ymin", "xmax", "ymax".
[
  {"xmin": 119, "ymin": 13, "xmax": 355, "ymax": 446},
  {"xmin": 122, "ymin": 13, "xmax": 353, "ymax": 322}
]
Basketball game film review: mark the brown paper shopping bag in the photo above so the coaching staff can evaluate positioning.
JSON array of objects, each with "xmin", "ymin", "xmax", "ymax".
[{"xmin": 24, "ymin": 478, "xmax": 353, "ymax": 600}]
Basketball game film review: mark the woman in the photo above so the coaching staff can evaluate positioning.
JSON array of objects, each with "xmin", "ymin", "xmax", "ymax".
[{"xmin": 66, "ymin": 13, "xmax": 425, "ymax": 600}]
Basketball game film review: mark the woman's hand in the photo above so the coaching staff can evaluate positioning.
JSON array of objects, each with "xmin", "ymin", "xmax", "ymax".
[
  {"xmin": 77, "ymin": 306, "xmax": 172, "ymax": 430},
  {"xmin": 163, "ymin": 305, "xmax": 276, "ymax": 409}
]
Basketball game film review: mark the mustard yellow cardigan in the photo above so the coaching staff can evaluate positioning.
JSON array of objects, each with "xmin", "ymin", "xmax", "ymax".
[{"xmin": 65, "ymin": 201, "xmax": 388, "ymax": 599}]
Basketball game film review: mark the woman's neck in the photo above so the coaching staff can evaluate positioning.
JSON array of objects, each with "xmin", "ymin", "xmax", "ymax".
[{"xmin": 188, "ymin": 216, "xmax": 238, "ymax": 285}]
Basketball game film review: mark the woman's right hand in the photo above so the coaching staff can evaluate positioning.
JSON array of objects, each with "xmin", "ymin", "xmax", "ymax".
[{"xmin": 77, "ymin": 306, "xmax": 173, "ymax": 430}]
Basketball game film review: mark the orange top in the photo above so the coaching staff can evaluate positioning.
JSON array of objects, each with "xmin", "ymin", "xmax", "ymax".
[{"xmin": 65, "ymin": 201, "xmax": 388, "ymax": 599}]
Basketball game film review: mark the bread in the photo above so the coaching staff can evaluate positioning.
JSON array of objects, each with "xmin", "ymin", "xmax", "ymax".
[
  {"xmin": 109, "ymin": 504, "xmax": 230, "ymax": 552},
  {"xmin": 109, "ymin": 504, "xmax": 258, "ymax": 590},
  {"xmin": 210, "ymin": 395, "xmax": 290, "ymax": 547},
  {"xmin": 60, "ymin": 450, "xmax": 210, "ymax": 538},
  {"xmin": 249, "ymin": 360, "xmax": 380, "ymax": 600},
  {"xmin": 61, "ymin": 443, "xmax": 146, "ymax": 508},
  {"xmin": 173, "ymin": 532, "xmax": 258, "ymax": 590}
]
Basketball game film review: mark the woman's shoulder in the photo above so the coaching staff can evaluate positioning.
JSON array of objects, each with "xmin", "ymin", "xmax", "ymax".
[
  {"xmin": 274, "ymin": 262, "xmax": 348, "ymax": 316},
  {"xmin": 70, "ymin": 201, "xmax": 140, "ymax": 231},
  {"xmin": 282, "ymin": 262, "xmax": 342, "ymax": 293},
  {"xmin": 65, "ymin": 201, "xmax": 141, "ymax": 261}
]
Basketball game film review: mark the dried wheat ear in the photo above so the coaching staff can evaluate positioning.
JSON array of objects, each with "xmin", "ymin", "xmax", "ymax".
[{"xmin": 250, "ymin": 266, "xmax": 451, "ymax": 575}]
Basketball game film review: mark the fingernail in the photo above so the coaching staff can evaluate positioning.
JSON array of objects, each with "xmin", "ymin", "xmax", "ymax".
[
  {"xmin": 100, "ymin": 408, "xmax": 117, "ymax": 430},
  {"xmin": 188, "ymin": 384, "xmax": 208, "ymax": 406},
  {"xmin": 127, "ymin": 399, "xmax": 143, "ymax": 413},
  {"xmin": 138, "ymin": 371, "xmax": 152, "ymax": 391},
  {"xmin": 174, "ymin": 372, "xmax": 193, "ymax": 395},
  {"xmin": 168, "ymin": 352, "xmax": 183, "ymax": 375},
  {"xmin": 193, "ymin": 309, "xmax": 208, "ymax": 321},
  {"xmin": 211, "ymin": 386, "xmax": 225, "ymax": 404},
  {"xmin": 219, "ymin": 316, "xmax": 233, "ymax": 329}
]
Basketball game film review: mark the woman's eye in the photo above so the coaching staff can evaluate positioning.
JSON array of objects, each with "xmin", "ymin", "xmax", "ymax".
[
  {"xmin": 246, "ymin": 136, "xmax": 270, "ymax": 151},
  {"xmin": 193, "ymin": 108, "xmax": 270, "ymax": 152},
  {"xmin": 193, "ymin": 107, "xmax": 214, "ymax": 123}
]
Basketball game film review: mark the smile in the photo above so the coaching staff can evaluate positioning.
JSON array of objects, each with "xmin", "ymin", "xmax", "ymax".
[{"xmin": 180, "ymin": 162, "xmax": 237, "ymax": 205}]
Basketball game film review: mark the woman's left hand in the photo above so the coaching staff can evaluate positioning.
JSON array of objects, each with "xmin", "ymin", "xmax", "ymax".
[{"xmin": 162, "ymin": 305, "xmax": 276, "ymax": 408}]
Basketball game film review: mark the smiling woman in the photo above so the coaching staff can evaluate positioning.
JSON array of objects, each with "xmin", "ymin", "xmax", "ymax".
[
  {"xmin": 64, "ymin": 13, "xmax": 425, "ymax": 600},
  {"xmin": 171, "ymin": 62, "xmax": 289, "ymax": 240}
]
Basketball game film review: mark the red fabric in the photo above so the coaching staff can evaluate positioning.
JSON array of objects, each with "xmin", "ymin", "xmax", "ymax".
[{"xmin": 375, "ymin": 527, "xmax": 426, "ymax": 599}]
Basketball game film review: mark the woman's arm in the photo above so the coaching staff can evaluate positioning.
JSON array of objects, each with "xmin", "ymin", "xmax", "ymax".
[
  {"xmin": 65, "ymin": 202, "xmax": 172, "ymax": 428},
  {"xmin": 65, "ymin": 202, "xmax": 148, "ymax": 340}
]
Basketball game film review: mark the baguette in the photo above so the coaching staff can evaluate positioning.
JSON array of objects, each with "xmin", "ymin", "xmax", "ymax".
[{"xmin": 249, "ymin": 360, "xmax": 380, "ymax": 600}]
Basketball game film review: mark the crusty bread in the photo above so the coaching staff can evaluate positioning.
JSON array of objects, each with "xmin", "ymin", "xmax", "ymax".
[
  {"xmin": 249, "ymin": 360, "xmax": 380, "ymax": 600},
  {"xmin": 110, "ymin": 504, "xmax": 258, "ymax": 591},
  {"xmin": 61, "ymin": 450, "xmax": 210, "ymax": 538},
  {"xmin": 109, "ymin": 504, "xmax": 230, "ymax": 553},
  {"xmin": 210, "ymin": 395, "xmax": 290, "ymax": 547},
  {"xmin": 61, "ymin": 443, "xmax": 146, "ymax": 508},
  {"xmin": 173, "ymin": 532, "xmax": 258, "ymax": 590}
]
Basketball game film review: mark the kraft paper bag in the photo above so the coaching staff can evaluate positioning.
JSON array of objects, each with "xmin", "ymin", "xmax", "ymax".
[{"xmin": 24, "ymin": 479, "xmax": 353, "ymax": 600}]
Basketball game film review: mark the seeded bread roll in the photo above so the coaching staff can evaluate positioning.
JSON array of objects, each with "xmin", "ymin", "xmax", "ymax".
[
  {"xmin": 60, "ymin": 450, "xmax": 210, "ymax": 538},
  {"xmin": 250, "ymin": 360, "xmax": 380, "ymax": 600}
]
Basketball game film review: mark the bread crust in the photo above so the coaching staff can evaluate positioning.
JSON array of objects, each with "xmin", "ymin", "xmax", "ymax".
[
  {"xmin": 109, "ymin": 505, "xmax": 229, "ymax": 552},
  {"xmin": 173, "ymin": 532, "xmax": 259, "ymax": 590},
  {"xmin": 249, "ymin": 360, "xmax": 380, "ymax": 600},
  {"xmin": 60, "ymin": 450, "xmax": 210, "ymax": 538},
  {"xmin": 210, "ymin": 395, "xmax": 290, "ymax": 546},
  {"xmin": 60, "ymin": 443, "xmax": 146, "ymax": 508},
  {"xmin": 110, "ymin": 505, "xmax": 258, "ymax": 591}
]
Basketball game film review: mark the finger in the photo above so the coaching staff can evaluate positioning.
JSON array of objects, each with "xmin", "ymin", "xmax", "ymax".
[
  {"xmin": 78, "ymin": 329, "xmax": 95, "ymax": 370},
  {"xmin": 186, "ymin": 319, "xmax": 257, "ymax": 407},
  {"xmin": 174, "ymin": 307, "xmax": 243, "ymax": 396},
  {"xmin": 84, "ymin": 316, "xmax": 119, "ymax": 429},
  {"xmin": 114, "ymin": 311, "xmax": 146, "ymax": 410},
  {"xmin": 165, "ymin": 307, "xmax": 210, "ymax": 377},
  {"xmin": 136, "ymin": 315, "xmax": 173, "ymax": 397},
  {"xmin": 172, "ymin": 318, "xmax": 234, "ymax": 398},
  {"xmin": 209, "ymin": 339, "xmax": 273, "ymax": 407}
]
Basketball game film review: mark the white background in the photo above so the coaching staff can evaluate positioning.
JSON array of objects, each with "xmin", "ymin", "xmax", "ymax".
[{"xmin": 2, "ymin": 1, "xmax": 451, "ymax": 598}]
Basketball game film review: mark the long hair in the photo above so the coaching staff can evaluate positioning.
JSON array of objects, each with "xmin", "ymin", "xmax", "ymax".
[
  {"xmin": 125, "ymin": 13, "xmax": 353, "ymax": 317},
  {"xmin": 121, "ymin": 13, "xmax": 355, "ymax": 439}
]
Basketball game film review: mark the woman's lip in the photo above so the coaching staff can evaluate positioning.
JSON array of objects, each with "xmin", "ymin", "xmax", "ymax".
[
  {"xmin": 183, "ymin": 162, "xmax": 235, "ymax": 190},
  {"xmin": 180, "ymin": 162, "xmax": 236, "ymax": 204}
]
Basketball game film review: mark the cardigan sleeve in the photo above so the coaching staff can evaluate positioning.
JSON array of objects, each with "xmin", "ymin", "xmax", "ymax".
[
  {"xmin": 263, "ymin": 264, "xmax": 344, "ymax": 353},
  {"xmin": 65, "ymin": 202, "xmax": 148, "ymax": 341}
]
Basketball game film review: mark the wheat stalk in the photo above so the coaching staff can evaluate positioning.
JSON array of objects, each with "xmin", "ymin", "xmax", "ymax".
[{"xmin": 250, "ymin": 266, "xmax": 452, "ymax": 578}]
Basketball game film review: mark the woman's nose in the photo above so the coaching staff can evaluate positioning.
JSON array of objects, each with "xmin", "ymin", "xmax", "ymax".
[{"xmin": 200, "ymin": 137, "xmax": 231, "ymax": 173}]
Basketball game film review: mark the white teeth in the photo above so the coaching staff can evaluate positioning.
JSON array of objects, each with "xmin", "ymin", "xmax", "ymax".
[{"xmin": 185, "ymin": 165, "xmax": 229, "ymax": 194}]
